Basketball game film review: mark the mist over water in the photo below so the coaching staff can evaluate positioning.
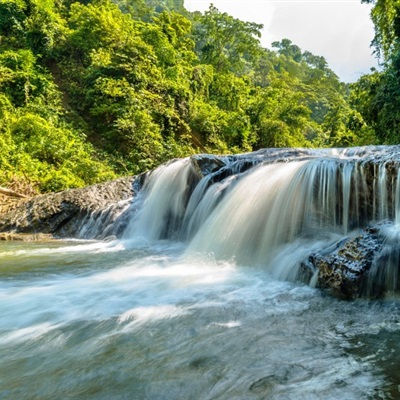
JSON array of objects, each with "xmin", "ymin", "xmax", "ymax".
[{"xmin": 3, "ymin": 146, "xmax": 400, "ymax": 398}]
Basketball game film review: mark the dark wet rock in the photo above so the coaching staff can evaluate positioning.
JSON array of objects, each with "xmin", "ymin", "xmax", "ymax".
[
  {"xmin": 300, "ymin": 227, "xmax": 384, "ymax": 299},
  {"xmin": 0, "ymin": 177, "xmax": 134, "ymax": 238}
]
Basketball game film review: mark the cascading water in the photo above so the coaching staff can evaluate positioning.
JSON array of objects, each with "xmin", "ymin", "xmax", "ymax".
[
  {"xmin": 4, "ymin": 146, "xmax": 400, "ymax": 399},
  {"xmin": 123, "ymin": 158, "xmax": 198, "ymax": 242},
  {"xmin": 120, "ymin": 147, "xmax": 400, "ymax": 294}
]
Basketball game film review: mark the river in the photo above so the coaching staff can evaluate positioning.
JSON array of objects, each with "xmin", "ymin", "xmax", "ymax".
[{"xmin": 2, "ymin": 147, "xmax": 400, "ymax": 399}]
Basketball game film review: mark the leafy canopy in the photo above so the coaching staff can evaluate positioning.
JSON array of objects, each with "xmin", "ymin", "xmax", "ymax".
[{"xmin": 0, "ymin": 0, "xmax": 375, "ymax": 192}]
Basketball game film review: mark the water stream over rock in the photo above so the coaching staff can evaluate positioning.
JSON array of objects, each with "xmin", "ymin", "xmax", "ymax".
[
  {"xmin": 2, "ymin": 146, "xmax": 400, "ymax": 398},
  {"xmin": 116, "ymin": 146, "xmax": 400, "ymax": 298}
]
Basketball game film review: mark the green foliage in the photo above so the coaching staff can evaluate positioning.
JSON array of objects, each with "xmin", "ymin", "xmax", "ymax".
[
  {"xmin": 249, "ymin": 84, "xmax": 311, "ymax": 148},
  {"xmin": 193, "ymin": 5, "xmax": 262, "ymax": 75},
  {"xmin": 0, "ymin": 106, "xmax": 115, "ymax": 192},
  {"xmin": 349, "ymin": 1, "xmax": 400, "ymax": 145},
  {"xmin": 0, "ymin": 0, "xmax": 376, "ymax": 193},
  {"xmin": 361, "ymin": 0, "xmax": 400, "ymax": 60}
]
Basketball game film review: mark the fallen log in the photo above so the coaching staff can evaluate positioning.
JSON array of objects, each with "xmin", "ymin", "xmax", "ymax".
[{"xmin": 0, "ymin": 186, "xmax": 27, "ymax": 199}]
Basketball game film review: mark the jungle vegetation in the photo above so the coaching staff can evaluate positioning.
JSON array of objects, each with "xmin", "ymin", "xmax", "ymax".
[{"xmin": 0, "ymin": 0, "xmax": 387, "ymax": 192}]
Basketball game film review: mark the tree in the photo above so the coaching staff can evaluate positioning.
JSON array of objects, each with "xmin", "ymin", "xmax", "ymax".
[
  {"xmin": 193, "ymin": 5, "xmax": 263, "ymax": 75},
  {"xmin": 0, "ymin": 0, "xmax": 376, "ymax": 192}
]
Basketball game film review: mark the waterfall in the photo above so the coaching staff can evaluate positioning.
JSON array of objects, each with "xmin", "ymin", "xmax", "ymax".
[
  {"xmin": 186, "ymin": 158, "xmax": 371, "ymax": 275},
  {"xmin": 187, "ymin": 161, "xmax": 310, "ymax": 265},
  {"xmin": 123, "ymin": 158, "xmax": 200, "ymax": 242},
  {"xmin": 117, "ymin": 147, "xmax": 400, "ymax": 295}
]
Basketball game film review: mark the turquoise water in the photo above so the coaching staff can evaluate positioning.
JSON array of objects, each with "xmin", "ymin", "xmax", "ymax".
[{"xmin": 1, "ymin": 240, "xmax": 400, "ymax": 399}]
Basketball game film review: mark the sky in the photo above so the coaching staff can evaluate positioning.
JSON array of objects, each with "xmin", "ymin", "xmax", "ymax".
[{"xmin": 184, "ymin": 0, "xmax": 379, "ymax": 82}]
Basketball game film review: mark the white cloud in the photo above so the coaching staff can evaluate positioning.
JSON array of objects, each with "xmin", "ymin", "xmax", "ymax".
[{"xmin": 184, "ymin": 0, "xmax": 379, "ymax": 82}]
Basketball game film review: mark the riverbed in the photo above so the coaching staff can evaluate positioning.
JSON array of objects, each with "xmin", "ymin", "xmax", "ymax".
[{"xmin": 1, "ymin": 239, "xmax": 400, "ymax": 399}]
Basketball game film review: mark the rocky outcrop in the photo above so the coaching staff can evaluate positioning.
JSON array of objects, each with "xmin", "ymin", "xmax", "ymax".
[
  {"xmin": 299, "ymin": 226, "xmax": 400, "ymax": 299},
  {"xmin": 191, "ymin": 154, "xmax": 227, "ymax": 177},
  {"xmin": 0, "ymin": 177, "xmax": 134, "ymax": 238}
]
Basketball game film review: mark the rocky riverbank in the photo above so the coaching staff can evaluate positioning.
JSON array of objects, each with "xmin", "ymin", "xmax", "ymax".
[{"xmin": 0, "ymin": 177, "xmax": 135, "ymax": 239}]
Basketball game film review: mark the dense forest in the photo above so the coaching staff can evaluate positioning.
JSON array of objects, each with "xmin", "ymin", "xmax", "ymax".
[{"xmin": 0, "ymin": 0, "xmax": 392, "ymax": 192}]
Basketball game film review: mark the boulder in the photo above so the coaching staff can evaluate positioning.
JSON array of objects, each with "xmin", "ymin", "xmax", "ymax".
[
  {"xmin": 300, "ymin": 227, "xmax": 386, "ymax": 299},
  {"xmin": 0, "ymin": 177, "xmax": 134, "ymax": 238}
]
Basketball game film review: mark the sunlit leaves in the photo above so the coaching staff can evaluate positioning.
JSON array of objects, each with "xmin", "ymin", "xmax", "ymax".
[{"xmin": 0, "ymin": 0, "xmax": 374, "ymax": 192}]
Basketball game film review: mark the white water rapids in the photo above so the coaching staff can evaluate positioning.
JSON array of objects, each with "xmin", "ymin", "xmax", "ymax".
[{"xmin": 2, "ymin": 147, "xmax": 400, "ymax": 399}]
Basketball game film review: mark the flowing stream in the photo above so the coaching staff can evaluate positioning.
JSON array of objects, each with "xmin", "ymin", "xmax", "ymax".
[{"xmin": 2, "ymin": 147, "xmax": 400, "ymax": 399}]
